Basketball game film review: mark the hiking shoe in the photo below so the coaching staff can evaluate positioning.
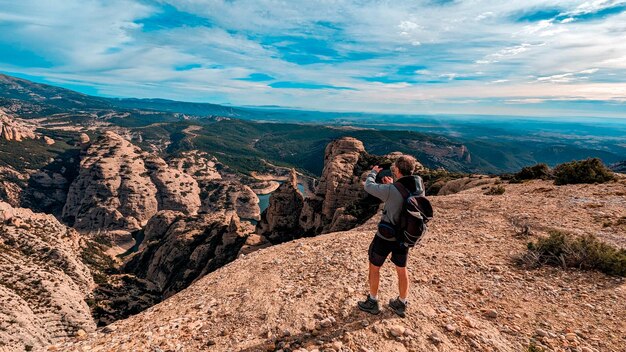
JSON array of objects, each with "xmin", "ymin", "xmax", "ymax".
[
  {"xmin": 357, "ymin": 295, "xmax": 380, "ymax": 315},
  {"xmin": 388, "ymin": 297, "xmax": 406, "ymax": 318}
]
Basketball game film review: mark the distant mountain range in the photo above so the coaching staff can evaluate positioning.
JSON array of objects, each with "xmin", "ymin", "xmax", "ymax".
[{"xmin": 1, "ymin": 72, "xmax": 624, "ymax": 174}]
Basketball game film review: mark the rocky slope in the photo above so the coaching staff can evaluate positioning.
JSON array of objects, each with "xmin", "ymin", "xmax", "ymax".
[
  {"xmin": 57, "ymin": 179, "xmax": 626, "ymax": 352},
  {"xmin": 0, "ymin": 202, "xmax": 95, "ymax": 352},
  {"xmin": 62, "ymin": 131, "xmax": 200, "ymax": 247},
  {"xmin": 0, "ymin": 166, "xmax": 27, "ymax": 207},
  {"xmin": 168, "ymin": 150, "xmax": 261, "ymax": 221},
  {"xmin": 124, "ymin": 210, "xmax": 253, "ymax": 298}
]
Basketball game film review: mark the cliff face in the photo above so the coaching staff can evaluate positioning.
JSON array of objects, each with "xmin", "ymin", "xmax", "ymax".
[
  {"xmin": 300, "ymin": 137, "xmax": 367, "ymax": 235},
  {"xmin": 62, "ymin": 131, "xmax": 200, "ymax": 237},
  {"xmin": 0, "ymin": 166, "xmax": 27, "ymax": 207},
  {"xmin": 256, "ymin": 169, "xmax": 304, "ymax": 244},
  {"xmin": 60, "ymin": 179, "xmax": 626, "ymax": 352},
  {"xmin": 0, "ymin": 110, "xmax": 37, "ymax": 141},
  {"xmin": 124, "ymin": 210, "xmax": 252, "ymax": 298},
  {"xmin": 0, "ymin": 202, "xmax": 95, "ymax": 351}
]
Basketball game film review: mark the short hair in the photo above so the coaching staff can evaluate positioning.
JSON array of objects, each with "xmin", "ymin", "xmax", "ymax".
[{"xmin": 394, "ymin": 155, "xmax": 417, "ymax": 176}]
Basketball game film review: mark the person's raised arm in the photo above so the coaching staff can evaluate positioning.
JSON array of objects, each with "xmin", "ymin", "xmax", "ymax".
[{"xmin": 364, "ymin": 166, "xmax": 391, "ymax": 201}]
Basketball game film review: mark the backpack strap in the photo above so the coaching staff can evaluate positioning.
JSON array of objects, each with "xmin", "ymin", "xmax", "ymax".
[{"xmin": 393, "ymin": 182, "xmax": 410, "ymax": 200}]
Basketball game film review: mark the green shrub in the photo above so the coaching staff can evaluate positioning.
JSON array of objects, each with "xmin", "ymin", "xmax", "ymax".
[
  {"xmin": 515, "ymin": 163, "xmax": 552, "ymax": 181},
  {"xmin": 521, "ymin": 230, "xmax": 626, "ymax": 276},
  {"xmin": 526, "ymin": 342, "xmax": 544, "ymax": 352},
  {"xmin": 553, "ymin": 158, "xmax": 615, "ymax": 185},
  {"xmin": 485, "ymin": 185, "xmax": 505, "ymax": 195}
]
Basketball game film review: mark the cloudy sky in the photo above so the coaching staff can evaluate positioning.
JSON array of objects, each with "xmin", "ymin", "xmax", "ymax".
[{"xmin": 1, "ymin": 0, "xmax": 626, "ymax": 117}]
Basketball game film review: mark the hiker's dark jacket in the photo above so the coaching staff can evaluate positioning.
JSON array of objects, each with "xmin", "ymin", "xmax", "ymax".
[{"xmin": 364, "ymin": 170, "xmax": 425, "ymax": 241}]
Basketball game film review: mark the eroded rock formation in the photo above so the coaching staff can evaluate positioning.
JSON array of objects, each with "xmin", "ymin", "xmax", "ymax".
[
  {"xmin": 0, "ymin": 166, "xmax": 27, "ymax": 207},
  {"xmin": 299, "ymin": 137, "xmax": 367, "ymax": 234},
  {"xmin": 0, "ymin": 109, "xmax": 37, "ymax": 141},
  {"xmin": 62, "ymin": 131, "xmax": 200, "ymax": 237},
  {"xmin": 0, "ymin": 202, "xmax": 95, "ymax": 351},
  {"xmin": 200, "ymin": 181, "xmax": 260, "ymax": 221},
  {"xmin": 124, "ymin": 210, "xmax": 252, "ymax": 298},
  {"xmin": 256, "ymin": 169, "xmax": 304, "ymax": 244}
]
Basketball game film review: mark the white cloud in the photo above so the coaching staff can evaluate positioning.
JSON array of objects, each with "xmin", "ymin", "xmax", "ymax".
[{"xmin": 0, "ymin": 0, "xmax": 625, "ymax": 115}]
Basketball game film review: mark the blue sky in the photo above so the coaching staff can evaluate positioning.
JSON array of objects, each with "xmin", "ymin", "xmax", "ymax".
[{"xmin": 1, "ymin": 0, "xmax": 626, "ymax": 117}]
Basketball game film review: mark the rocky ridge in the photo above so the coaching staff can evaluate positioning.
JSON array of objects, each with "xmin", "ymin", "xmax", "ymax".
[
  {"xmin": 0, "ymin": 109, "xmax": 37, "ymax": 142},
  {"xmin": 124, "ymin": 210, "xmax": 253, "ymax": 298},
  {"xmin": 0, "ymin": 202, "xmax": 95, "ymax": 352},
  {"xmin": 62, "ymin": 131, "xmax": 200, "ymax": 247},
  {"xmin": 58, "ymin": 179, "xmax": 626, "ymax": 351},
  {"xmin": 169, "ymin": 150, "xmax": 261, "ymax": 221}
]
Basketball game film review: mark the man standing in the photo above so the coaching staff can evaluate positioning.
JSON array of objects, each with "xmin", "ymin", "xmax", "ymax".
[{"xmin": 357, "ymin": 155, "xmax": 424, "ymax": 317}]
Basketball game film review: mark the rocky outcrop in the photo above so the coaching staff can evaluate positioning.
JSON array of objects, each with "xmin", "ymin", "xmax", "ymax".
[
  {"xmin": 256, "ymin": 169, "xmax": 304, "ymax": 244},
  {"xmin": 0, "ymin": 166, "xmax": 27, "ymax": 207},
  {"xmin": 61, "ymin": 180, "xmax": 626, "ymax": 352},
  {"xmin": 78, "ymin": 133, "xmax": 90, "ymax": 145},
  {"xmin": 0, "ymin": 202, "xmax": 95, "ymax": 351},
  {"xmin": 0, "ymin": 109, "xmax": 37, "ymax": 141},
  {"xmin": 124, "ymin": 210, "xmax": 252, "ymax": 298},
  {"xmin": 62, "ymin": 131, "xmax": 200, "ymax": 237},
  {"xmin": 200, "ymin": 181, "xmax": 260, "ymax": 221},
  {"xmin": 299, "ymin": 137, "xmax": 367, "ymax": 234},
  {"xmin": 144, "ymin": 155, "xmax": 201, "ymax": 214},
  {"xmin": 168, "ymin": 150, "xmax": 222, "ymax": 187}
]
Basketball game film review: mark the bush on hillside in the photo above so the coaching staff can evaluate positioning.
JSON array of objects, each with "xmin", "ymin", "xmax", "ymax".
[
  {"xmin": 420, "ymin": 169, "xmax": 468, "ymax": 196},
  {"xmin": 514, "ymin": 163, "xmax": 552, "ymax": 181},
  {"xmin": 553, "ymin": 158, "xmax": 615, "ymax": 185},
  {"xmin": 484, "ymin": 185, "xmax": 505, "ymax": 195},
  {"xmin": 519, "ymin": 230, "xmax": 626, "ymax": 277}
]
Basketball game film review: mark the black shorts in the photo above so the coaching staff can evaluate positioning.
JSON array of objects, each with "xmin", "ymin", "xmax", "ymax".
[{"xmin": 368, "ymin": 235, "xmax": 409, "ymax": 267}]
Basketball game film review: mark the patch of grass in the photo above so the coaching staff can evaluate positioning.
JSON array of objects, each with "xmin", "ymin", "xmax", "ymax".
[
  {"xmin": 553, "ymin": 158, "xmax": 615, "ymax": 185},
  {"xmin": 520, "ymin": 230, "xmax": 626, "ymax": 277}
]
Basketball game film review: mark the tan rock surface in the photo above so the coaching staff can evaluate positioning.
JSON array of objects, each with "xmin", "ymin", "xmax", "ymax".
[
  {"xmin": 0, "ymin": 202, "xmax": 95, "ymax": 351},
  {"xmin": 125, "ymin": 210, "xmax": 252, "ymax": 298},
  {"xmin": 257, "ymin": 169, "xmax": 304, "ymax": 244},
  {"xmin": 300, "ymin": 137, "xmax": 368, "ymax": 234},
  {"xmin": 0, "ymin": 166, "xmax": 27, "ymax": 207},
  {"xmin": 200, "ymin": 181, "xmax": 260, "ymax": 221},
  {"xmin": 0, "ymin": 109, "xmax": 37, "ymax": 142},
  {"xmin": 168, "ymin": 150, "xmax": 222, "ymax": 186},
  {"xmin": 62, "ymin": 131, "xmax": 200, "ymax": 237},
  {"xmin": 60, "ymin": 180, "xmax": 626, "ymax": 351}
]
